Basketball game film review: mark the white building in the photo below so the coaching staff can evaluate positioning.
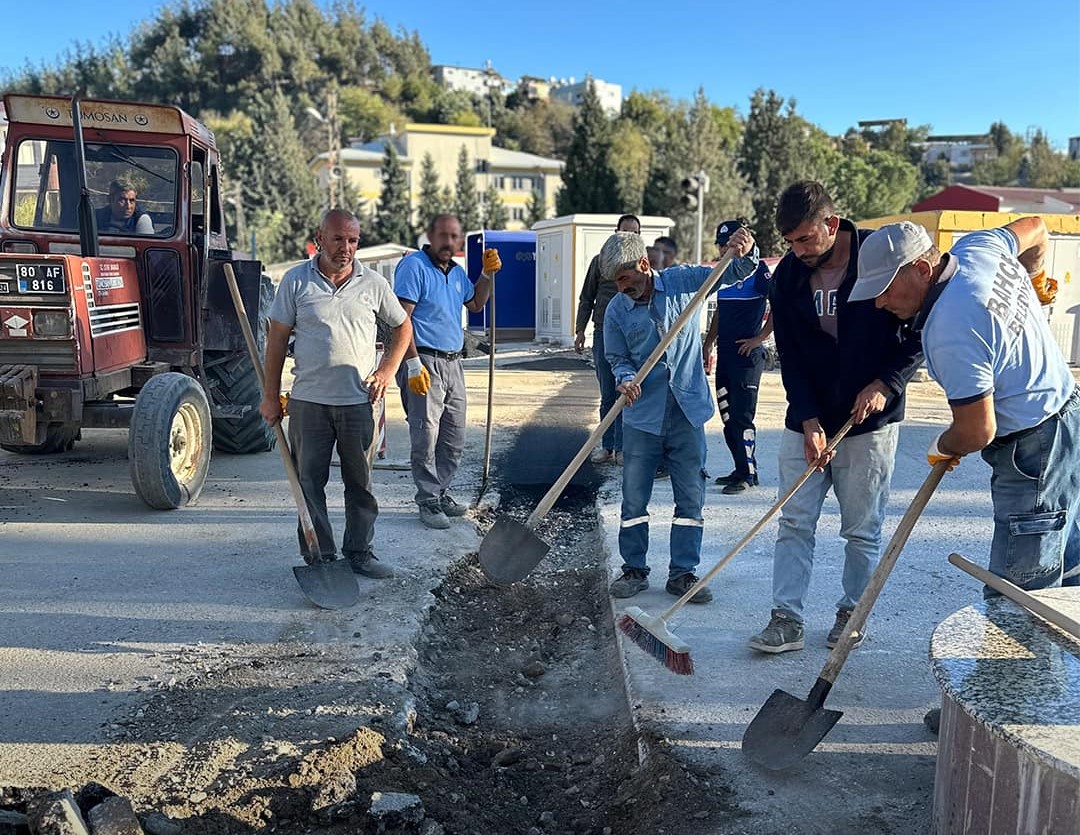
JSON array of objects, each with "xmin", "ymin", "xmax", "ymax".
[
  {"xmin": 432, "ymin": 64, "xmax": 508, "ymax": 97},
  {"xmin": 550, "ymin": 78, "xmax": 623, "ymax": 117},
  {"xmin": 920, "ymin": 135, "xmax": 995, "ymax": 170}
]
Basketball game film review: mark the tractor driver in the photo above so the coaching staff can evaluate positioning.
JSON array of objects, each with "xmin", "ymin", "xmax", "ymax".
[{"xmin": 97, "ymin": 179, "xmax": 154, "ymax": 235}]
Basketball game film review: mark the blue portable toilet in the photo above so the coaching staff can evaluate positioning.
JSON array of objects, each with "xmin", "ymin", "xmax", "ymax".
[{"xmin": 466, "ymin": 230, "xmax": 537, "ymax": 340}]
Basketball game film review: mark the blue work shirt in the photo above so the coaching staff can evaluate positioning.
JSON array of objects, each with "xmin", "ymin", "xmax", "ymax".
[
  {"xmin": 605, "ymin": 255, "xmax": 758, "ymax": 435},
  {"xmin": 394, "ymin": 248, "xmax": 474, "ymax": 352}
]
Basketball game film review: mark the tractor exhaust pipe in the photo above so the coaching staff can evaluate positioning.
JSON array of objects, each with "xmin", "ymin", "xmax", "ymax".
[{"xmin": 71, "ymin": 95, "xmax": 99, "ymax": 258}]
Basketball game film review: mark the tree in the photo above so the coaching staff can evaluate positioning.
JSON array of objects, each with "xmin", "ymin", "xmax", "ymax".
[
  {"xmin": 556, "ymin": 79, "xmax": 617, "ymax": 214},
  {"xmin": 608, "ymin": 121, "xmax": 651, "ymax": 214},
  {"xmin": 483, "ymin": 184, "xmax": 509, "ymax": 230},
  {"xmin": 372, "ymin": 142, "xmax": 413, "ymax": 245},
  {"xmin": 830, "ymin": 149, "xmax": 919, "ymax": 221},
  {"xmin": 453, "ymin": 145, "xmax": 481, "ymax": 232},
  {"xmin": 525, "ymin": 189, "xmax": 547, "ymax": 226},
  {"xmin": 416, "ymin": 152, "xmax": 447, "ymax": 232},
  {"xmin": 337, "ymin": 86, "xmax": 401, "ymax": 143}
]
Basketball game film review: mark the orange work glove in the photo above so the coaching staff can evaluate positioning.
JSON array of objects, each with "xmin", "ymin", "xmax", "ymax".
[
  {"xmin": 279, "ymin": 393, "xmax": 289, "ymax": 416},
  {"xmin": 482, "ymin": 247, "xmax": 502, "ymax": 276},
  {"xmin": 405, "ymin": 357, "xmax": 431, "ymax": 396},
  {"xmin": 927, "ymin": 432, "xmax": 961, "ymax": 472},
  {"xmin": 1030, "ymin": 269, "xmax": 1058, "ymax": 306}
]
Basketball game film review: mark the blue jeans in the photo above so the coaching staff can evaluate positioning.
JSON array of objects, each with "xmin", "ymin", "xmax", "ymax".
[
  {"xmin": 287, "ymin": 399, "xmax": 377, "ymax": 561},
  {"xmin": 619, "ymin": 395, "xmax": 707, "ymax": 578},
  {"xmin": 593, "ymin": 327, "xmax": 622, "ymax": 453},
  {"xmin": 981, "ymin": 386, "xmax": 1080, "ymax": 595},
  {"xmin": 772, "ymin": 424, "xmax": 899, "ymax": 622}
]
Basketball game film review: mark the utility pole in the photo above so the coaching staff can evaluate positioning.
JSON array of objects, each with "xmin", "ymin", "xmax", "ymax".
[{"xmin": 327, "ymin": 86, "xmax": 340, "ymax": 209}]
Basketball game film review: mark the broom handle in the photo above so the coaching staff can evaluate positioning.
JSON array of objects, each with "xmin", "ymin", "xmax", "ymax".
[
  {"xmin": 818, "ymin": 461, "xmax": 949, "ymax": 684},
  {"xmin": 224, "ymin": 264, "xmax": 321, "ymax": 561},
  {"xmin": 524, "ymin": 251, "xmax": 737, "ymax": 529},
  {"xmin": 660, "ymin": 416, "xmax": 856, "ymax": 619},
  {"xmin": 948, "ymin": 552, "xmax": 1080, "ymax": 640}
]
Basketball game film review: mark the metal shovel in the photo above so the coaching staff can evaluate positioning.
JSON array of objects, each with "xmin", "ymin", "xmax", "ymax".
[
  {"xmin": 224, "ymin": 265, "xmax": 359, "ymax": 609},
  {"xmin": 742, "ymin": 460, "xmax": 950, "ymax": 769},
  {"xmin": 478, "ymin": 251, "xmax": 736, "ymax": 585}
]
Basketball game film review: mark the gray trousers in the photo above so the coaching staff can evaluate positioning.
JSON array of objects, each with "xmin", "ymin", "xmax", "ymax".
[
  {"xmin": 396, "ymin": 353, "xmax": 467, "ymax": 505},
  {"xmin": 287, "ymin": 399, "xmax": 377, "ymax": 560}
]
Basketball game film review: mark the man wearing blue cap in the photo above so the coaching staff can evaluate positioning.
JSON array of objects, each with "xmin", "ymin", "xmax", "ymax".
[
  {"xmin": 703, "ymin": 219, "xmax": 772, "ymax": 494},
  {"xmin": 850, "ymin": 217, "xmax": 1080, "ymax": 595}
]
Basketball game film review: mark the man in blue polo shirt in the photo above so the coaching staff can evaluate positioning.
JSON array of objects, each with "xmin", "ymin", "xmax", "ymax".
[
  {"xmin": 261, "ymin": 209, "xmax": 412, "ymax": 578},
  {"xmin": 603, "ymin": 228, "xmax": 758, "ymax": 603},
  {"xmin": 851, "ymin": 217, "xmax": 1080, "ymax": 594},
  {"xmin": 394, "ymin": 214, "xmax": 501, "ymax": 529}
]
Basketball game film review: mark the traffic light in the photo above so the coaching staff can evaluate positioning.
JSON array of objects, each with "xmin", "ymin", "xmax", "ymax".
[{"xmin": 680, "ymin": 175, "xmax": 702, "ymax": 210}]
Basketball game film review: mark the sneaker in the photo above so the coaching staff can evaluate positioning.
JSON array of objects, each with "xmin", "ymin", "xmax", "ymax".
[
  {"xmin": 714, "ymin": 471, "xmax": 740, "ymax": 486},
  {"xmin": 655, "ymin": 465, "xmax": 670, "ymax": 480},
  {"xmin": 590, "ymin": 448, "xmax": 615, "ymax": 465},
  {"xmin": 610, "ymin": 569, "xmax": 649, "ymax": 599},
  {"xmin": 439, "ymin": 492, "xmax": 468, "ymax": 517},
  {"xmin": 419, "ymin": 500, "xmax": 450, "ymax": 530},
  {"xmin": 826, "ymin": 607, "xmax": 865, "ymax": 649},
  {"xmin": 614, "ymin": 451, "xmax": 624, "ymax": 466},
  {"xmin": 347, "ymin": 551, "xmax": 394, "ymax": 579},
  {"xmin": 749, "ymin": 609, "xmax": 805, "ymax": 654},
  {"xmin": 665, "ymin": 572, "xmax": 712, "ymax": 604}
]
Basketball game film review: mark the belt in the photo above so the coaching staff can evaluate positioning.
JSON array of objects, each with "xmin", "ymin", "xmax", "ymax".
[
  {"xmin": 995, "ymin": 385, "xmax": 1080, "ymax": 446},
  {"xmin": 417, "ymin": 346, "xmax": 462, "ymax": 361}
]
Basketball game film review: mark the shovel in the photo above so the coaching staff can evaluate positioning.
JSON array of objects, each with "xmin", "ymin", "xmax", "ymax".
[
  {"xmin": 742, "ymin": 460, "xmax": 950, "ymax": 769},
  {"xmin": 479, "ymin": 250, "xmax": 736, "ymax": 585},
  {"xmin": 478, "ymin": 240, "xmax": 497, "ymax": 504},
  {"xmin": 224, "ymin": 265, "xmax": 360, "ymax": 610}
]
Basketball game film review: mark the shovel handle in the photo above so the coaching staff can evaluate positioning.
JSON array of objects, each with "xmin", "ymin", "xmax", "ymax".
[
  {"xmin": 482, "ymin": 245, "xmax": 496, "ymax": 488},
  {"xmin": 948, "ymin": 552, "xmax": 1080, "ymax": 640},
  {"xmin": 818, "ymin": 460, "xmax": 950, "ymax": 685},
  {"xmin": 524, "ymin": 251, "xmax": 737, "ymax": 529},
  {"xmin": 223, "ymin": 265, "xmax": 321, "ymax": 561},
  {"xmin": 660, "ymin": 416, "xmax": 856, "ymax": 619}
]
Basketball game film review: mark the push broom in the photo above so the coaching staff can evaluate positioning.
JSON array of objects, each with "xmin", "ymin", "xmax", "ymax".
[{"xmin": 617, "ymin": 416, "xmax": 856, "ymax": 674}]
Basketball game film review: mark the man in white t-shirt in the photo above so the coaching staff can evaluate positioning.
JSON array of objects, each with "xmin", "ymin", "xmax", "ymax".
[{"xmin": 851, "ymin": 218, "xmax": 1080, "ymax": 595}]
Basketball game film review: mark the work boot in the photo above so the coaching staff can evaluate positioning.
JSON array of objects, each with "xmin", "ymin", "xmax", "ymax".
[
  {"xmin": 722, "ymin": 475, "xmax": 758, "ymax": 495},
  {"xmin": 714, "ymin": 471, "xmax": 740, "ymax": 486},
  {"xmin": 665, "ymin": 572, "xmax": 713, "ymax": 604},
  {"xmin": 749, "ymin": 609, "xmax": 805, "ymax": 654},
  {"xmin": 347, "ymin": 550, "xmax": 394, "ymax": 579},
  {"xmin": 826, "ymin": 607, "xmax": 865, "ymax": 649},
  {"xmin": 610, "ymin": 568, "xmax": 649, "ymax": 599},
  {"xmin": 419, "ymin": 500, "xmax": 450, "ymax": 530},
  {"xmin": 590, "ymin": 448, "xmax": 614, "ymax": 465},
  {"xmin": 439, "ymin": 492, "xmax": 468, "ymax": 517},
  {"xmin": 923, "ymin": 707, "xmax": 941, "ymax": 735}
]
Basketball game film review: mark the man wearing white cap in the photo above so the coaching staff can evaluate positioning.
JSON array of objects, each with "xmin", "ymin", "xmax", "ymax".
[{"xmin": 850, "ymin": 217, "xmax": 1080, "ymax": 595}]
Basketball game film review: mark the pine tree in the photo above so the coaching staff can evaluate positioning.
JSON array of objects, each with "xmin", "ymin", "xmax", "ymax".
[
  {"xmin": 556, "ymin": 78, "xmax": 616, "ymax": 214},
  {"xmin": 525, "ymin": 189, "xmax": 547, "ymax": 226},
  {"xmin": 372, "ymin": 141, "xmax": 413, "ymax": 245},
  {"xmin": 483, "ymin": 184, "xmax": 508, "ymax": 230},
  {"xmin": 416, "ymin": 152, "xmax": 445, "ymax": 232},
  {"xmin": 453, "ymin": 144, "xmax": 481, "ymax": 232}
]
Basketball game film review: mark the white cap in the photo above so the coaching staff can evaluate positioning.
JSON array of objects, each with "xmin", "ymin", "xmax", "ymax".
[{"xmin": 849, "ymin": 222, "xmax": 933, "ymax": 302}]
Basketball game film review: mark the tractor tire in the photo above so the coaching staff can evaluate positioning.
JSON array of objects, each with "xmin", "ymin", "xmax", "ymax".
[
  {"xmin": 129, "ymin": 372, "xmax": 212, "ymax": 510},
  {"xmin": 208, "ymin": 274, "xmax": 275, "ymax": 454},
  {"xmin": 0, "ymin": 422, "xmax": 81, "ymax": 455}
]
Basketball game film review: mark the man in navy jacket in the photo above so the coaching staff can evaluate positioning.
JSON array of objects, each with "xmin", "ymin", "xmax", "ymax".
[{"xmin": 749, "ymin": 181, "xmax": 923, "ymax": 654}]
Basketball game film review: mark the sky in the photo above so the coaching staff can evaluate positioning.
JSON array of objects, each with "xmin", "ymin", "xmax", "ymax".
[{"xmin": 2, "ymin": 0, "xmax": 1078, "ymax": 148}]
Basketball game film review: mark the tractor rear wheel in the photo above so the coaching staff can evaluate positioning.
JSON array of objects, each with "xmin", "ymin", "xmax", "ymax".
[
  {"xmin": 0, "ymin": 422, "xmax": 80, "ymax": 455},
  {"xmin": 129, "ymin": 372, "xmax": 212, "ymax": 509}
]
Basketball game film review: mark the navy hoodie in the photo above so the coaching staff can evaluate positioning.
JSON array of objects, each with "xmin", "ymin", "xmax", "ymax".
[{"xmin": 769, "ymin": 217, "xmax": 923, "ymax": 438}]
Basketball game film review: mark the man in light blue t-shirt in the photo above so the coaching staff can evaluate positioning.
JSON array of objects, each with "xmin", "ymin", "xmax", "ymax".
[{"xmin": 850, "ymin": 218, "xmax": 1080, "ymax": 595}]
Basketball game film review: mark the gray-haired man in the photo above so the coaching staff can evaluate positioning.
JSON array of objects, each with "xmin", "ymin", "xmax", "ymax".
[{"xmin": 603, "ymin": 229, "xmax": 758, "ymax": 602}]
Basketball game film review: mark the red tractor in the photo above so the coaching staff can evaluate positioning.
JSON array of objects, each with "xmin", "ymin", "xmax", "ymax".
[{"xmin": 0, "ymin": 94, "xmax": 274, "ymax": 508}]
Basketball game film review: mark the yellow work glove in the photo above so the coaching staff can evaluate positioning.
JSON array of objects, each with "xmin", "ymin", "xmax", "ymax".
[
  {"xmin": 279, "ymin": 393, "xmax": 289, "ymax": 416},
  {"xmin": 405, "ymin": 357, "xmax": 431, "ymax": 396},
  {"xmin": 1030, "ymin": 269, "xmax": 1058, "ymax": 306},
  {"xmin": 927, "ymin": 432, "xmax": 961, "ymax": 472},
  {"xmin": 482, "ymin": 247, "xmax": 502, "ymax": 276}
]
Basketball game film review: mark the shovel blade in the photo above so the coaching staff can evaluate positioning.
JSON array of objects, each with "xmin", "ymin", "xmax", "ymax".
[
  {"xmin": 478, "ymin": 516, "xmax": 549, "ymax": 585},
  {"xmin": 742, "ymin": 688, "xmax": 843, "ymax": 770},
  {"xmin": 292, "ymin": 559, "xmax": 360, "ymax": 610}
]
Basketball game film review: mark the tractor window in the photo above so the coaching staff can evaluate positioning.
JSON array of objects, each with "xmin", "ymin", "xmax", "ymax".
[{"xmin": 10, "ymin": 139, "xmax": 178, "ymax": 237}]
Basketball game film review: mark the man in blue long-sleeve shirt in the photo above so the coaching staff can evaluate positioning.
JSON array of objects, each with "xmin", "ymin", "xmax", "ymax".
[{"xmin": 603, "ymin": 229, "xmax": 758, "ymax": 603}]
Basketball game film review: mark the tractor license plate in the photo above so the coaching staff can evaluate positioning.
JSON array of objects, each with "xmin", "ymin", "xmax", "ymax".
[{"xmin": 0, "ymin": 263, "xmax": 66, "ymax": 295}]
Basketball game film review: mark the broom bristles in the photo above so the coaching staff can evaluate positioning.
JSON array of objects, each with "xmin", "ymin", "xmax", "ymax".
[{"xmin": 617, "ymin": 606, "xmax": 694, "ymax": 675}]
